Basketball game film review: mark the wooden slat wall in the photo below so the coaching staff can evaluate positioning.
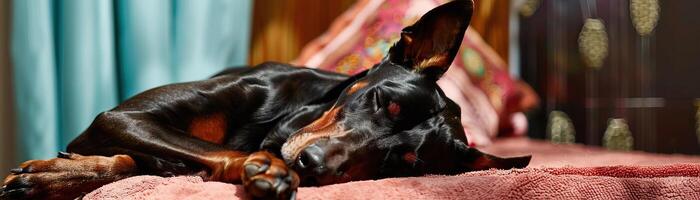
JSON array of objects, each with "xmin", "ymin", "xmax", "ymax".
[
  {"xmin": 249, "ymin": 0, "xmax": 355, "ymax": 65},
  {"xmin": 472, "ymin": 0, "xmax": 510, "ymax": 63},
  {"xmin": 1, "ymin": 0, "xmax": 17, "ymax": 171},
  {"xmin": 249, "ymin": 0, "xmax": 510, "ymax": 65}
]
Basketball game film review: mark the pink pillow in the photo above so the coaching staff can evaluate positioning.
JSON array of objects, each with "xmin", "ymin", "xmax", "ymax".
[{"xmin": 294, "ymin": 0, "xmax": 537, "ymax": 146}]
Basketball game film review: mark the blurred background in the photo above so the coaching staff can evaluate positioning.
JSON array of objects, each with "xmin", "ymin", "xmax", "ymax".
[{"xmin": 1, "ymin": 0, "xmax": 699, "ymax": 173}]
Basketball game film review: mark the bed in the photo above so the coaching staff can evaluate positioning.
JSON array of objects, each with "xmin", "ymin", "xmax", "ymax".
[{"xmin": 84, "ymin": 137, "xmax": 700, "ymax": 199}]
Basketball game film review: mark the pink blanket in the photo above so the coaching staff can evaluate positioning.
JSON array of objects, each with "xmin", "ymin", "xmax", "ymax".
[
  {"xmin": 84, "ymin": 138, "xmax": 700, "ymax": 199},
  {"xmin": 85, "ymin": 164, "xmax": 700, "ymax": 200}
]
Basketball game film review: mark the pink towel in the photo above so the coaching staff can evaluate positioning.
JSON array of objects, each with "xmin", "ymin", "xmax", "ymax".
[{"xmin": 84, "ymin": 164, "xmax": 700, "ymax": 200}]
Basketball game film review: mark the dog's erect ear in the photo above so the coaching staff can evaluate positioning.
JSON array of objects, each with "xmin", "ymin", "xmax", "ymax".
[
  {"xmin": 456, "ymin": 142, "xmax": 531, "ymax": 171},
  {"xmin": 388, "ymin": 0, "xmax": 473, "ymax": 80}
]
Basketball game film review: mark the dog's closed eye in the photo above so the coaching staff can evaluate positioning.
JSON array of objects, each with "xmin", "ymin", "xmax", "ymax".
[
  {"xmin": 372, "ymin": 89, "xmax": 384, "ymax": 112},
  {"xmin": 370, "ymin": 88, "xmax": 400, "ymax": 117}
]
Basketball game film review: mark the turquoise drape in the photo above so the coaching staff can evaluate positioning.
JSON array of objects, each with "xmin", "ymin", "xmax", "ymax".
[{"xmin": 11, "ymin": 0, "xmax": 252, "ymax": 162}]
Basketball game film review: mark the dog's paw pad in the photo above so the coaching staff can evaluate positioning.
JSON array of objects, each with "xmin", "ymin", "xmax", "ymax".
[
  {"xmin": 249, "ymin": 179, "xmax": 272, "ymax": 197},
  {"xmin": 242, "ymin": 151, "xmax": 299, "ymax": 199},
  {"xmin": 244, "ymin": 162, "xmax": 269, "ymax": 178}
]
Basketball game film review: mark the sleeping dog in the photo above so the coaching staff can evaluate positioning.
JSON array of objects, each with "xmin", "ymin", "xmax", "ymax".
[{"xmin": 1, "ymin": 0, "xmax": 530, "ymax": 199}]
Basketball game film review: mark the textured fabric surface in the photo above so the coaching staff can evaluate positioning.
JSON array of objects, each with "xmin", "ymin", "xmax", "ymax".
[
  {"xmin": 481, "ymin": 138, "xmax": 700, "ymax": 168},
  {"xmin": 85, "ymin": 138, "xmax": 700, "ymax": 200},
  {"xmin": 294, "ymin": 0, "xmax": 538, "ymax": 146},
  {"xmin": 84, "ymin": 164, "xmax": 700, "ymax": 200}
]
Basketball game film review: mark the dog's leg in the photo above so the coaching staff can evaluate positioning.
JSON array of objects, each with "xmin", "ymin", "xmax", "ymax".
[
  {"xmin": 2, "ymin": 139, "xmax": 298, "ymax": 200},
  {"xmin": 1, "ymin": 153, "xmax": 137, "ymax": 200},
  {"xmin": 1, "ymin": 115, "xmax": 298, "ymax": 200},
  {"xmin": 66, "ymin": 111, "xmax": 298, "ymax": 199}
]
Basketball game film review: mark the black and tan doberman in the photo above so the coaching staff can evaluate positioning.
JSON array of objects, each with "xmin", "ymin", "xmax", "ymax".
[{"xmin": 1, "ymin": 0, "xmax": 529, "ymax": 199}]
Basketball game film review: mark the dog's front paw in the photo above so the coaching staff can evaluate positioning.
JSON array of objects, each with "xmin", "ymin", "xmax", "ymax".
[
  {"xmin": 1, "ymin": 152, "xmax": 136, "ymax": 200},
  {"xmin": 242, "ymin": 151, "xmax": 299, "ymax": 200}
]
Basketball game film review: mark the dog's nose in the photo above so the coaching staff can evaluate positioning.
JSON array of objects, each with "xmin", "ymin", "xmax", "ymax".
[
  {"xmin": 297, "ymin": 144, "xmax": 326, "ymax": 173},
  {"xmin": 296, "ymin": 144, "xmax": 328, "ymax": 185}
]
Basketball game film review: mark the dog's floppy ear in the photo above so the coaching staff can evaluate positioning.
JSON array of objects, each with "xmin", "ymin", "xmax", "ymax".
[
  {"xmin": 387, "ymin": 0, "xmax": 473, "ymax": 80},
  {"xmin": 456, "ymin": 142, "xmax": 531, "ymax": 171}
]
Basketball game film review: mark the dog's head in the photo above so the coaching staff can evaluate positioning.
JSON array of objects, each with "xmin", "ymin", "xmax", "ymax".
[{"xmin": 281, "ymin": 0, "xmax": 530, "ymax": 186}]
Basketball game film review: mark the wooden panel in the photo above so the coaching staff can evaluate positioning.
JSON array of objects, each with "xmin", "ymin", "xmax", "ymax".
[
  {"xmin": 472, "ymin": 0, "xmax": 511, "ymax": 64},
  {"xmin": 0, "ymin": 0, "xmax": 17, "ymax": 171},
  {"xmin": 249, "ymin": 0, "xmax": 355, "ymax": 65},
  {"xmin": 652, "ymin": 0, "xmax": 700, "ymax": 154},
  {"xmin": 519, "ymin": 0, "xmax": 700, "ymax": 154}
]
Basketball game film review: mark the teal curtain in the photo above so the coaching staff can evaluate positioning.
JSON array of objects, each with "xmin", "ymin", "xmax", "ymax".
[{"xmin": 11, "ymin": 0, "xmax": 252, "ymax": 162}]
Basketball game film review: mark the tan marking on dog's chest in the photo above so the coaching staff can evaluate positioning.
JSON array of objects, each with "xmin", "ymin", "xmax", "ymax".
[{"xmin": 189, "ymin": 113, "xmax": 228, "ymax": 144}]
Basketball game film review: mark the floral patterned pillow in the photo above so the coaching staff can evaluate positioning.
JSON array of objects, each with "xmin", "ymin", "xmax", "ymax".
[{"xmin": 294, "ymin": 0, "xmax": 538, "ymax": 146}]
